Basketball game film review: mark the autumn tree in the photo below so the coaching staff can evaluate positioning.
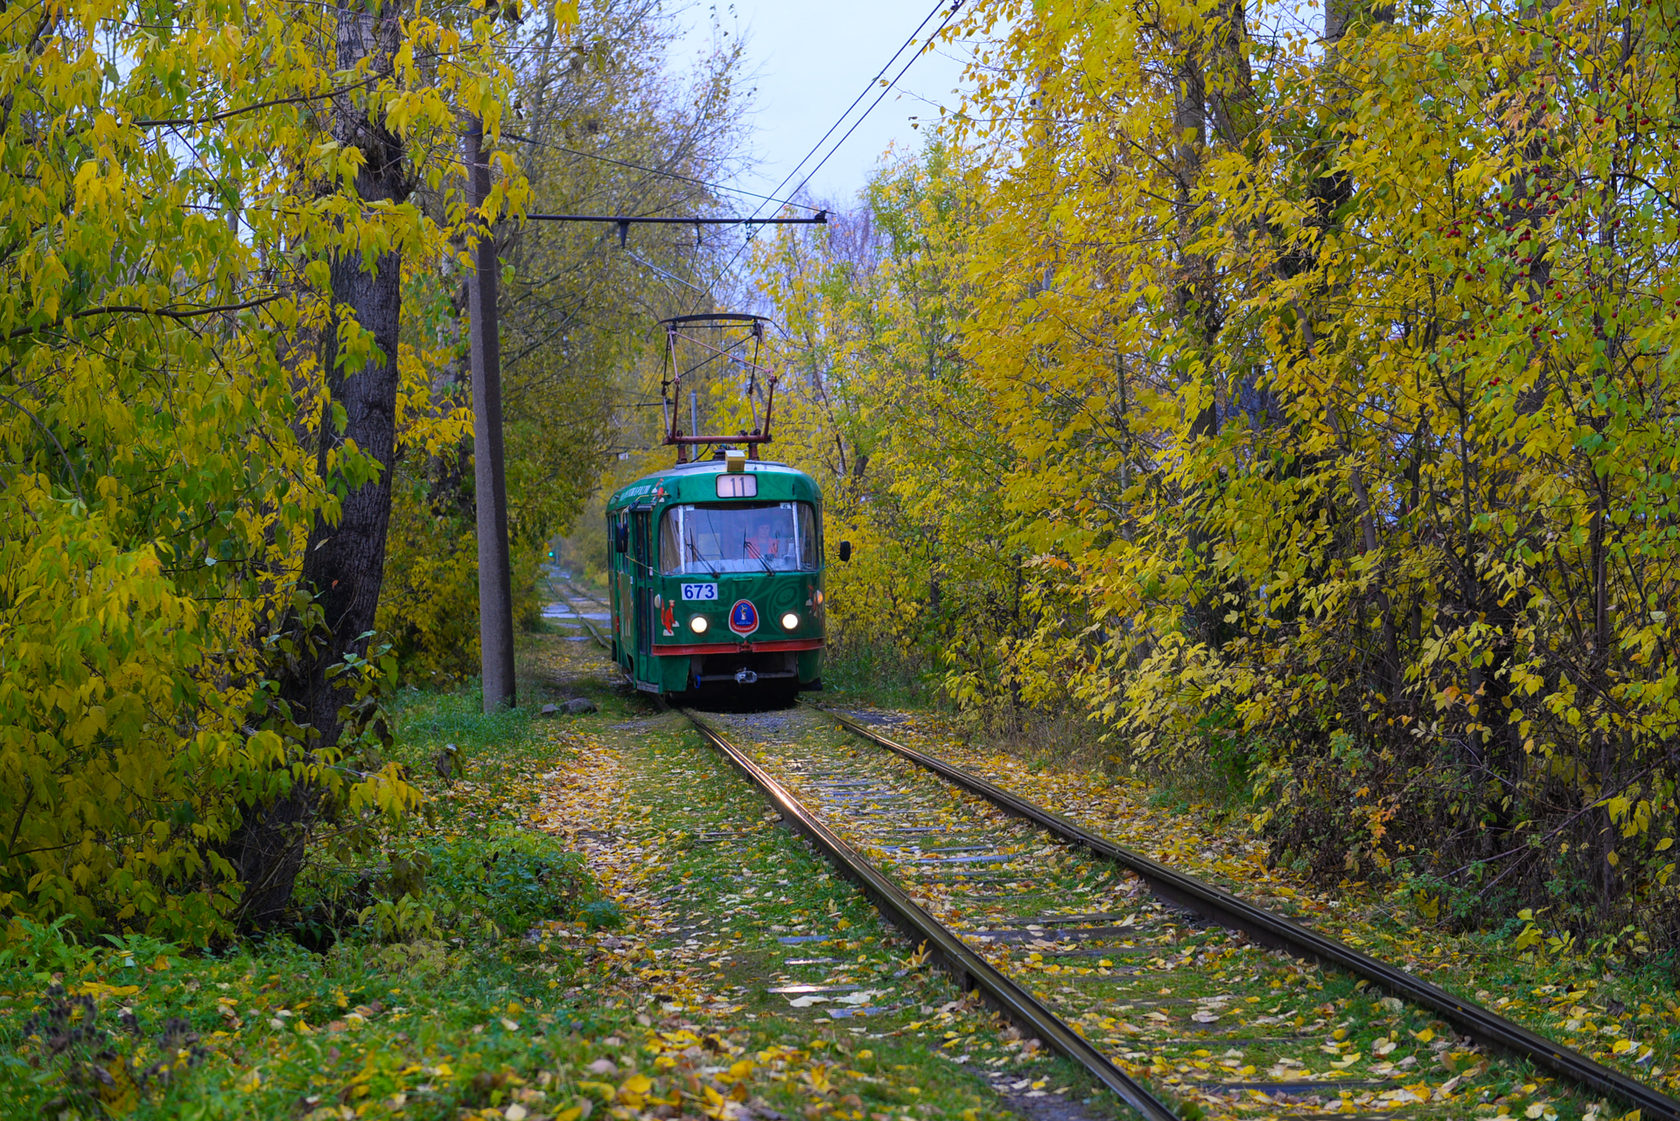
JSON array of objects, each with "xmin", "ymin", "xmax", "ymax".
[
  {"xmin": 757, "ymin": 0, "xmax": 1680, "ymax": 938},
  {"xmin": 1, "ymin": 0, "xmax": 539, "ymax": 937},
  {"xmin": 755, "ymin": 145, "xmax": 1029, "ymax": 700},
  {"xmin": 952, "ymin": 0, "xmax": 1680, "ymax": 935}
]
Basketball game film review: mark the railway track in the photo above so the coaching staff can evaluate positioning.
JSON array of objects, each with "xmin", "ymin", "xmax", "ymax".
[
  {"xmin": 534, "ymin": 582, "xmax": 1676, "ymax": 1119},
  {"xmin": 545, "ymin": 574, "xmax": 612, "ymax": 648},
  {"xmin": 676, "ymin": 705, "xmax": 1679, "ymax": 1121}
]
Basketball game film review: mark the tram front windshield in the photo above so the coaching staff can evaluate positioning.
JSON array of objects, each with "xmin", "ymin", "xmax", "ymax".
[{"xmin": 659, "ymin": 503, "xmax": 818, "ymax": 574}]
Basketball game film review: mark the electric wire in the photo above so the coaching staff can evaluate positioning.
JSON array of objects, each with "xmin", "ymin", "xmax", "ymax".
[
  {"xmin": 501, "ymin": 130, "xmax": 822, "ymax": 213},
  {"xmin": 783, "ymin": 3, "xmax": 965, "ymax": 206},
  {"xmin": 740, "ymin": 0, "xmax": 950, "ymax": 228},
  {"xmin": 689, "ymin": 0, "xmax": 965, "ymax": 312},
  {"xmin": 511, "ymin": 3, "xmax": 959, "ymax": 313},
  {"xmin": 506, "ymin": 4, "xmax": 961, "ymax": 316},
  {"xmin": 623, "ymin": 247, "xmax": 708, "ymax": 294}
]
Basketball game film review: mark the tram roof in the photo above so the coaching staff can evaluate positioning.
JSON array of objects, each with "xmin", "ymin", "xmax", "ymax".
[{"xmin": 606, "ymin": 456, "xmax": 820, "ymax": 511}]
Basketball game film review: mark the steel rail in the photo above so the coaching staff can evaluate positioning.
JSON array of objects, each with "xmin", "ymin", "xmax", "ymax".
[
  {"xmin": 554, "ymin": 581, "xmax": 611, "ymax": 650},
  {"xmin": 679, "ymin": 710, "xmax": 1181, "ymax": 1121},
  {"xmin": 813, "ymin": 705, "xmax": 1680, "ymax": 1121}
]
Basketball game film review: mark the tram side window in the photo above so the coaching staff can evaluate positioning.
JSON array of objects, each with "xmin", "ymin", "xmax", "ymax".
[
  {"xmin": 658, "ymin": 518, "xmax": 681, "ymax": 573},
  {"xmin": 797, "ymin": 503, "xmax": 817, "ymax": 569}
]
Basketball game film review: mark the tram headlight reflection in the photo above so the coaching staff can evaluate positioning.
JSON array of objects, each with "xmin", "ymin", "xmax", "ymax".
[{"xmin": 690, "ymin": 615, "xmax": 709, "ymax": 634}]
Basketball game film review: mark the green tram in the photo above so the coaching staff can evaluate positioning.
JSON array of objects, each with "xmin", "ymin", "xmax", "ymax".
[{"xmin": 605, "ymin": 449, "xmax": 838, "ymax": 700}]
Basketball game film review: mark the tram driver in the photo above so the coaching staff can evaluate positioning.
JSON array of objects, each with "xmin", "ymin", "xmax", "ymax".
[{"xmin": 745, "ymin": 517, "xmax": 782, "ymax": 561}]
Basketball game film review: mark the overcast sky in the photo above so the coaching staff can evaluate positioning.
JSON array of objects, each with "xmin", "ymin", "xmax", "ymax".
[{"xmin": 674, "ymin": 1, "xmax": 971, "ymax": 213}]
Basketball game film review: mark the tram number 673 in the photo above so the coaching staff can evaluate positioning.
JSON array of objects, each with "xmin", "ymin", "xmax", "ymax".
[{"xmin": 680, "ymin": 583, "xmax": 719, "ymax": 602}]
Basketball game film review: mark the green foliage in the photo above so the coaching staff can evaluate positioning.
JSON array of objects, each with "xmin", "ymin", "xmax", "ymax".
[
  {"xmin": 576, "ymin": 898, "xmax": 625, "ymax": 931},
  {"xmin": 420, "ymin": 833, "xmax": 593, "ymax": 941},
  {"xmin": 12, "ymin": 979, "xmax": 213, "ymax": 1117},
  {"xmin": 377, "ymin": 471, "xmax": 484, "ymax": 682},
  {"xmin": 388, "ymin": 683, "xmax": 536, "ymax": 779},
  {"xmin": 821, "ymin": 636, "xmax": 939, "ymax": 708},
  {"xmin": 0, "ymin": 916, "xmax": 90, "ymax": 982},
  {"xmin": 0, "ymin": 844, "xmax": 606, "ymax": 1119},
  {"xmin": 335, "ymin": 836, "xmax": 599, "ymax": 948},
  {"xmin": 0, "ymin": 0, "xmax": 530, "ymax": 939},
  {"xmin": 0, "ymin": 493, "xmax": 242, "ymax": 936}
]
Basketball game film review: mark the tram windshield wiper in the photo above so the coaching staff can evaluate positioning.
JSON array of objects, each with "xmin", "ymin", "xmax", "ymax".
[
  {"xmin": 743, "ymin": 540, "xmax": 774, "ymax": 574},
  {"xmin": 685, "ymin": 535, "xmax": 721, "ymax": 579}
]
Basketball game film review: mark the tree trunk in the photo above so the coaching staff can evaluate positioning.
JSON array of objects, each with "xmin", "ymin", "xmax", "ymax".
[{"xmin": 227, "ymin": 0, "xmax": 410, "ymax": 929}]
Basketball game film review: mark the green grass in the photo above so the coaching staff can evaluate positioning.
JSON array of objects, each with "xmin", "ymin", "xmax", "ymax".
[
  {"xmin": 388, "ymin": 684, "xmax": 538, "ymax": 775},
  {"xmin": 0, "ymin": 882, "xmax": 620, "ymax": 1120},
  {"xmin": 0, "ymin": 677, "xmax": 619, "ymax": 1121},
  {"xmin": 821, "ymin": 638, "xmax": 942, "ymax": 709},
  {"xmin": 0, "ymin": 637, "xmax": 1128, "ymax": 1121}
]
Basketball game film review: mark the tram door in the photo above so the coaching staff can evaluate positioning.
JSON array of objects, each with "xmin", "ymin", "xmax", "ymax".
[
  {"xmin": 631, "ymin": 509, "xmax": 653, "ymax": 676},
  {"xmin": 611, "ymin": 513, "xmax": 630, "ymax": 665}
]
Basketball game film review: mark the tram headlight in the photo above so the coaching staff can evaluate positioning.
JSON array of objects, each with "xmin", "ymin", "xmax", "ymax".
[
  {"xmin": 780, "ymin": 612, "xmax": 800, "ymax": 631},
  {"xmin": 690, "ymin": 615, "xmax": 709, "ymax": 634}
]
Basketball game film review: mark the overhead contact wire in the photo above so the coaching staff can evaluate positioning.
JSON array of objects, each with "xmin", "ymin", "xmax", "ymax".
[
  {"xmin": 782, "ymin": 1, "xmax": 965, "ymax": 205},
  {"xmin": 689, "ymin": 0, "xmax": 961, "ymax": 311},
  {"xmin": 501, "ymin": 131, "xmax": 822, "ymax": 213}
]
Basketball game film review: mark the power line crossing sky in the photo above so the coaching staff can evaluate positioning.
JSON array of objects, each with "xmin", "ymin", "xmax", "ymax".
[{"xmin": 677, "ymin": 1, "xmax": 969, "ymax": 209}]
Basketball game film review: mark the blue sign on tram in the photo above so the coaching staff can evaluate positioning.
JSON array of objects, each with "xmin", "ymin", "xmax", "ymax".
[{"xmin": 729, "ymin": 599, "xmax": 759, "ymax": 636}]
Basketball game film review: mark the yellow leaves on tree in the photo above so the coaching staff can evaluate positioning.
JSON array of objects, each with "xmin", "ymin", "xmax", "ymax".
[
  {"xmin": 1, "ymin": 0, "xmax": 543, "ymax": 938},
  {"xmin": 753, "ymin": 144, "xmax": 1028, "ymax": 696},
  {"xmin": 757, "ymin": 0, "xmax": 1680, "ymax": 933},
  {"xmin": 0, "ymin": 486, "xmax": 240, "ymax": 931}
]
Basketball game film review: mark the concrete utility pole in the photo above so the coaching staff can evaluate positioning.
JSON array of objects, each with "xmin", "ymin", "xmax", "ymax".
[{"xmin": 464, "ymin": 118, "xmax": 516, "ymax": 711}]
